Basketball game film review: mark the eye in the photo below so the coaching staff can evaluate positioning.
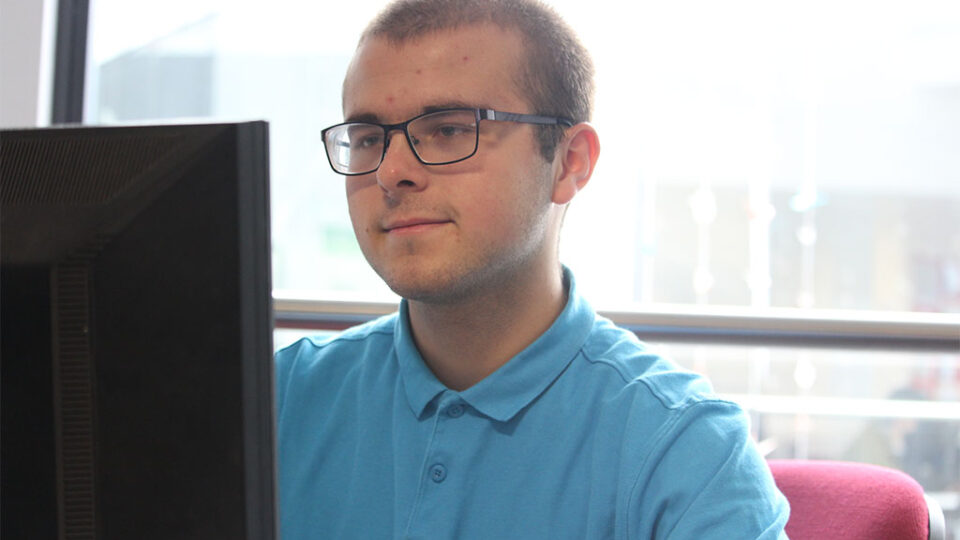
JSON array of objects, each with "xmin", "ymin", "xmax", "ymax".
[
  {"xmin": 436, "ymin": 124, "xmax": 471, "ymax": 137},
  {"xmin": 437, "ymin": 124, "xmax": 468, "ymax": 137},
  {"xmin": 342, "ymin": 124, "xmax": 384, "ymax": 151},
  {"xmin": 354, "ymin": 133, "xmax": 383, "ymax": 149}
]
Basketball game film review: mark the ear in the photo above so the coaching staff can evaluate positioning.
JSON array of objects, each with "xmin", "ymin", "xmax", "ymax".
[{"xmin": 550, "ymin": 123, "xmax": 600, "ymax": 205}]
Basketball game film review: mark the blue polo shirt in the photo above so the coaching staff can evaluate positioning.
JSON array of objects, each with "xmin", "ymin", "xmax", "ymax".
[{"xmin": 275, "ymin": 270, "xmax": 789, "ymax": 539}]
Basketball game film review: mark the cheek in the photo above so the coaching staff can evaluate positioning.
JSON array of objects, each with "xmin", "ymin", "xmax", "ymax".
[
  {"xmin": 345, "ymin": 185, "xmax": 378, "ymax": 242},
  {"xmin": 345, "ymin": 175, "xmax": 378, "ymax": 204},
  {"xmin": 459, "ymin": 182, "xmax": 538, "ymax": 240}
]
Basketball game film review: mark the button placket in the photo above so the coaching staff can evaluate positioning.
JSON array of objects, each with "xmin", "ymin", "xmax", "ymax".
[
  {"xmin": 426, "ymin": 399, "xmax": 462, "ymax": 487},
  {"xmin": 405, "ymin": 394, "xmax": 466, "ymax": 538},
  {"xmin": 446, "ymin": 403, "xmax": 464, "ymax": 418},
  {"xmin": 429, "ymin": 463, "xmax": 447, "ymax": 483}
]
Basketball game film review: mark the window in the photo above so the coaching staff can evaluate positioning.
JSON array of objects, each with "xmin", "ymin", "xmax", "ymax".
[
  {"xmin": 84, "ymin": 0, "xmax": 960, "ymax": 535},
  {"xmin": 85, "ymin": 0, "xmax": 960, "ymax": 312}
]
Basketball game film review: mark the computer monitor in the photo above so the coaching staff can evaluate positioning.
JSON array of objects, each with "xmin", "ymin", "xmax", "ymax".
[{"xmin": 1, "ymin": 121, "xmax": 275, "ymax": 539}]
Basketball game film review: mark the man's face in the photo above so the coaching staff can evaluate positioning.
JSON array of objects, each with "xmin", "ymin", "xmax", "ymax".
[{"xmin": 341, "ymin": 25, "xmax": 560, "ymax": 303}]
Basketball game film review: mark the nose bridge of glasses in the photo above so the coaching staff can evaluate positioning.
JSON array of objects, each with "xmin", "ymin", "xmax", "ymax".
[
  {"xmin": 378, "ymin": 123, "xmax": 420, "ymax": 166},
  {"xmin": 383, "ymin": 124, "xmax": 408, "ymax": 144}
]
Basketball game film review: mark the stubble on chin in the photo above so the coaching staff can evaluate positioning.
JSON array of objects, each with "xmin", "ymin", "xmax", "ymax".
[
  {"xmin": 373, "ymin": 261, "xmax": 467, "ymax": 305},
  {"xmin": 374, "ymin": 244, "xmax": 540, "ymax": 307}
]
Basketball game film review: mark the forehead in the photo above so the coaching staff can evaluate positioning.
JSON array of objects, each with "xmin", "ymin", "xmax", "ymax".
[{"xmin": 342, "ymin": 24, "xmax": 528, "ymax": 121}]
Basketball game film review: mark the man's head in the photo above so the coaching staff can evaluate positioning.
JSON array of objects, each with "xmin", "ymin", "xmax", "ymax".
[
  {"xmin": 358, "ymin": 0, "xmax": 594, "ymax": 161},
  {"xmin": 337, "ymin": 0, "xmax": 600, "ymax": 304}
]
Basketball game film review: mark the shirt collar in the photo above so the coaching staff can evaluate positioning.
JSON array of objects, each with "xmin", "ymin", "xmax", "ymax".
[{"xmin": 394, "ymin": 266, "xmax": 596, "ymax": 422}]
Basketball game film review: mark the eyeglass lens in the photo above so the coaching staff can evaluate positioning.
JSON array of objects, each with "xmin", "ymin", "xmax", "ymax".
[{"xmin": 324, "ymin": 109, "xmax": 480, "ymax": 174}]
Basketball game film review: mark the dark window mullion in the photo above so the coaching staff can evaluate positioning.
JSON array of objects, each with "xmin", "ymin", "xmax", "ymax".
[{"xmin": 52, "ymin": 0, "xmax": 90, "ymax": 124}]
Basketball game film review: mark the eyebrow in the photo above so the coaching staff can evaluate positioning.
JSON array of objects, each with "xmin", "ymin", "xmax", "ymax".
[
  {"xmin": 344, "ymin": 101, "xmax": 487, "ymax": 125},
  {"xmin": 344, "ymin": 112, "xmax": 381, "ymax": 124},
  {"xmin": 423, "ymin": 101, "xmax": 478, "ymax": 114}
]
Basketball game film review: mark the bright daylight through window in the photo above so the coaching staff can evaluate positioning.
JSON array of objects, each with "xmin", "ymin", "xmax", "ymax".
[
  {"xmin": 86, "ymin": 0, "xmax": 960, "ymax": 313},
  {"xmin": 84, "ymin": 0, "xmax": 960, "ymax": 535}
]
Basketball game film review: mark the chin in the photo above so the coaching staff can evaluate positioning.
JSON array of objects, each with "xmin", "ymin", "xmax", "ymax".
[
  {"xmin": 374, "ymin": 263, "xmax": 476, "ymax": 305},
  {"xmin": 382, "ymin": 274, "xmax": 459, "ymax": 304}
]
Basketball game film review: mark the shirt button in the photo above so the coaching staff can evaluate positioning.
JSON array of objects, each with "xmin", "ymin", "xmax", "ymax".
[
  {"xmin": 446, "ymin": 404, "xmax": 464, "ymax": 418},
  {"xmin": 430, "ymin": 464, "xmax": 447, "ymax": 483}
]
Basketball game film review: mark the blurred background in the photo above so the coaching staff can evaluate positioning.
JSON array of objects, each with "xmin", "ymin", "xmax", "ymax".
[{"xmin": 4, "ymin": 0, "xmax": 958, "ymax": 535}]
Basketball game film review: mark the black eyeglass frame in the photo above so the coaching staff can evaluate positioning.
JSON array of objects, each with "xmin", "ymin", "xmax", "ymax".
[{"xmin": 321, "ymin": 107, "xmax": 574, "ymax": 176}]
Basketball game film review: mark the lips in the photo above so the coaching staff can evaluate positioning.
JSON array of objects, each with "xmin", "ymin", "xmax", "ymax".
[{"xmin": 381, "ymin": 216, "xmax": 452, "ymax": 233}]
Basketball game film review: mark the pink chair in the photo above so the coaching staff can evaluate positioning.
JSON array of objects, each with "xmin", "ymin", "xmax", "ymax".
[{"xmin": 767, "ymin": 460, "xmax": 946, "ymax": 540}]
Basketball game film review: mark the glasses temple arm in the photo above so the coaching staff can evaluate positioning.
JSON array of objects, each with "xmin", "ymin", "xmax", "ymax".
[{"xmin": 482, "ymin": 109, "xmax": 574, "ymax": 127}]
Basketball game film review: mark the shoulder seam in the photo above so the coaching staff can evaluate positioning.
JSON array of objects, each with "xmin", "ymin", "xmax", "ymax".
[
  {"xmin": 305, "ymin": 325, "xmax": 394, "ymax": 350},
  {"xmin": 580, "ymin": 346, "xmax": 731, "ymax": 412},
  {"xmin": 633, "ymin": 377, "xmax": 732, "ymax": 411},
  {"xmin": 578, "ymin": 345, "xmax": 637, "ymax": 385}
]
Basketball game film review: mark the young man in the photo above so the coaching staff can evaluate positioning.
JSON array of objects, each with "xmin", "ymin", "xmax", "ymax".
[{"xmin": 275, "ymin": 0, "xmax": 790, "ymax": 538}]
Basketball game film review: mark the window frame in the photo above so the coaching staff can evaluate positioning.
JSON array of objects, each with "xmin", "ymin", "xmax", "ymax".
[
  {"xmin": 51, "ymin": 0, "xmax": 88, "ymax": 124},
  {"xmin": 273, "ymin": 297, "xmax": 960, "ymax": 351}
]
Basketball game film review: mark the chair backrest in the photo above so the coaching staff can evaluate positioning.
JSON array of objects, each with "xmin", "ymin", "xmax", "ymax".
[{"xmin": 767, "ymin": 460, "xmax": 945, "ymax": 540}]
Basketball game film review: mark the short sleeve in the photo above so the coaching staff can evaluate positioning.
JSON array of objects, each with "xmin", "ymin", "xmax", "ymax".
[
  {"xmin": 628, "ymin": 399, "xmax": 790, "ymax": 539},
  {"xmin": 274, "ymin": 338, "xmax": 308, "ymax": 424}
]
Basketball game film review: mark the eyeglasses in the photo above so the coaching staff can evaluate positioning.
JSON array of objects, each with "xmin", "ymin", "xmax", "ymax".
[{"xmin": 321, "ymin": 107, "xmax": 573, "ymax": 176}]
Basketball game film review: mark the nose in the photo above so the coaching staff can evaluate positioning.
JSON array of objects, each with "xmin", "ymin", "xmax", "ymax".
[{"xmin": 375, "ymin": 129, "xmax": 426, "ymax": 194}]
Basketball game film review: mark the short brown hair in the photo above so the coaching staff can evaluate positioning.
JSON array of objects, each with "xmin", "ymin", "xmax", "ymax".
[{"xmin": 359, "ymin": 0, "xmax": 594, "ymax": 160}]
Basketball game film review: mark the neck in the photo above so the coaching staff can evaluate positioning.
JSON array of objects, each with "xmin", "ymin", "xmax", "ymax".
[{"xmin": 407, "ymin": 264, "xmax": 567, "ymax": 391}]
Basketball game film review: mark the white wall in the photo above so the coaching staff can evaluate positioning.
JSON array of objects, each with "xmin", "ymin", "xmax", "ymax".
[{"xmin": 0, "ymin": 0, "xmax": 57, "ymax": 127}]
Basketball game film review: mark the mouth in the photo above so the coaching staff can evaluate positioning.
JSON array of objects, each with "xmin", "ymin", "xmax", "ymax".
[{"xmin": 382, "ymin": 217, "xmax": 453, "ymax": 234}]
